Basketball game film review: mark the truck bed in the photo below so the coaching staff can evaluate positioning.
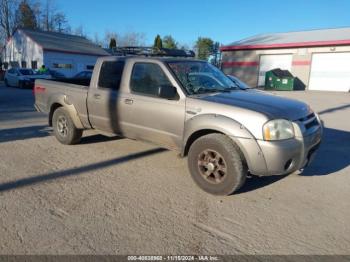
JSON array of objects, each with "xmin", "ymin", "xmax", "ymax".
[
  {"xmin": 49, "ymin": 78, "xmax": 91, "ymax": 87},
  {"xmin": 34, "ymin": 79, "xmax": 90, "ymax": 127}
]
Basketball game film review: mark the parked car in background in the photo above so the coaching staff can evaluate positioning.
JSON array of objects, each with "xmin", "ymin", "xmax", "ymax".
[
  {"xmin": 4, "ymin": 68, "xmax": 50, "ymax": 88},
  {"xmin": 36, "ymin": 69, "xmax": 66, "ymax": 79},
  {"xmin": 73, "ymin": 71, "xmax": 93, "ymax": 79},
  {"xmin": 62, "ymin": 70, "xmax": 93, "ymax": 86}
]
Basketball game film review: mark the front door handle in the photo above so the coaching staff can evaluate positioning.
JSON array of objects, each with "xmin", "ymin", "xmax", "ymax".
[
  {"xmin": 124, "ymin": 98, "xmax": 133, "ymax": 105},
  {"xmin": 94, "ymin": 94, "xmax": 101, "ymax": 99}
]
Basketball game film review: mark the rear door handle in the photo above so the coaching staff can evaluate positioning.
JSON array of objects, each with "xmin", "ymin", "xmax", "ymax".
[
  {"xmin": 94, "ymin": 94, "xmax": 101, "ymax": 99},
  {"xmin": 124, "ymin": 98, "xmax": 133, "ymax": 105}
]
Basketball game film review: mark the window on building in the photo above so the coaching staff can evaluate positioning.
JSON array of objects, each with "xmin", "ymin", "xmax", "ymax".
[
  {"xmin": 31, "ymin": 61, "xmax": 37, "ymax": 69},
  {"xmin": 53, "ymin": 63, "xmax": 73, "ymax": 69},
  {"xmin": 21, "ymin": 61, "xmax": 27, "ymax": 68},
  {"xmin": 98, "ymin": 61, "xmax": 125, "ymax": 90},
  {"xmin": 86, "ymin": 65, "xmax": 94, "ymax": 70},
  {"xmin": 10, "ymin": 61, "xmax": 19, "ymax": 68},
  {"xmin": 130, "ymin": 63, "xmax": 172, "ymax": 97}
]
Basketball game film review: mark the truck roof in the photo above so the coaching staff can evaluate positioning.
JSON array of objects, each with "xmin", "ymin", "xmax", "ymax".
[{"xmin": 99, "ymin": 55, "xmax": 204, "ymax": 63}]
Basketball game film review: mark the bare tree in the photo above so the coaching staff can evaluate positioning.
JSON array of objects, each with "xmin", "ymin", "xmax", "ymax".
[
  {"xmin": 31, "ymin": 0, "xmax": 42, "ymax": 29},
  {"xmin": 53, "ymin": 11, "xmax": 68, "ymax": 32},
  {"xmin": 119, "ymin": 31, "xmax": 146, "ymax": 46},
  {"xmin": 74, "ymin": 25, "xmax": 85, "ymax": 37},
  {"xmin": 93, "ymin": 32, "xmax": 103, "ymax": 47},
  {"xmin": 41, "ymin": 0, "xmax": 68, "ymax": 32},
  {"xmin": 0, "ymin": 0, "xmax": 18, "ymax": 43},
  {"xmin": 41, "ymin": 0, "xmax": 52, "ymax": 30}
]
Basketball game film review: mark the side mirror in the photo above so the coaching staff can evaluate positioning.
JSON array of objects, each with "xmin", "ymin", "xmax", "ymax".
[{"xmin": 158, "ymin": 85, "xmax": 178, "ymax": 100}]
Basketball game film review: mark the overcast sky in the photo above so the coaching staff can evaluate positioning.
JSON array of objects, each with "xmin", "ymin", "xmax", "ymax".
[{"xmin": 58, "ymin": 0, "xmax": 350, "ymax": 46}]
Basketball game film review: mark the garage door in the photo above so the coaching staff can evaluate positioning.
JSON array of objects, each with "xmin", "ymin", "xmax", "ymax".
[
  {"xmin": 309, "ymin": 53, "xmax": 350, "ymax": 92},
  {"xmin": 258, "ymin": 54, "xmax": 293, "ymax": 86}
]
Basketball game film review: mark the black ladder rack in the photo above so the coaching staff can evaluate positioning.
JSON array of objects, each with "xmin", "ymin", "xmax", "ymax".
[{"xmin": 111, "ymin": 46, "xmax": 195, "ymax": 58}]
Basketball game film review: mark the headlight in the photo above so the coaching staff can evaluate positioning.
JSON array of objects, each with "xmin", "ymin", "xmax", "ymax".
[{"xmin": 263, "ymin": 119, "xmax": 295, "ymax": 141}]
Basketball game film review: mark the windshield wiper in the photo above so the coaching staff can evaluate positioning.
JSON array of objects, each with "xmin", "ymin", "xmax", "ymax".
[
  {"xmin": 223, "ymin": 86, "xmax": 246, "ymax": 92},
  {"xmin": 195, "ymin": 88, "xmax": 222, "ymax": 94}
]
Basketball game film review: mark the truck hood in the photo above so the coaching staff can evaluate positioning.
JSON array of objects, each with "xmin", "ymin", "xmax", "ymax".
[{"xmin": 199, "ymin": 90, "xmax": 312, "ymax": 121}]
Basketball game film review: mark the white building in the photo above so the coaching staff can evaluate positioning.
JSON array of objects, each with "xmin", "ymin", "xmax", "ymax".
[{"xmin": 1, "ymin": 28, "xmax": 109, "ymax": 77}]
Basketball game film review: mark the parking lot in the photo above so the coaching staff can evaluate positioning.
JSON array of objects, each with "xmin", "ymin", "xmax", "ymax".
[{"xmin": 0, "ymin": 82, "xmax": 349, "ymax": 255}]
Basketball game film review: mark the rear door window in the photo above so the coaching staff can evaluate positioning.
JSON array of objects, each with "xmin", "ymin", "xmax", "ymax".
[{"xmin": 98, "ymin": 61, "xmax": 125, "ymax": 90}]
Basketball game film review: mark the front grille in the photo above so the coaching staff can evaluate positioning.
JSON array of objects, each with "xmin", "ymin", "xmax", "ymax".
[{"xmin": 298, "ymin": 112, "xmax": 319, "ymax": 131}]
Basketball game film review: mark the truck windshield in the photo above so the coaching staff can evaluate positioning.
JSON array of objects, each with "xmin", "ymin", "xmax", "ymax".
[{"xmin": 167, "ymin": 61, "xmax": 239, "ymax": 95}]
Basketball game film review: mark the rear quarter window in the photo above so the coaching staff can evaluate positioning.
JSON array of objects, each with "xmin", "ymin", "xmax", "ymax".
[{"xmin": 98, "ymin": 61, "xmax": 125, "ymax": 90}]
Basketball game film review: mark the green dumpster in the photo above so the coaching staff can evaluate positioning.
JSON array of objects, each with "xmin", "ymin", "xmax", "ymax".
[{"xmin": 264, "ymin": 68, "xmax": 295, "ymax": 91}]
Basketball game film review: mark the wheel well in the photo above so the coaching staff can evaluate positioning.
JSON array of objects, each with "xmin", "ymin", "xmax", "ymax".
[
  {"xmin": 49, "ymin": 103, "xmax": 62, "ymax": 126},
  {"xmin": 184, "ymin": 129, "xmax": 248, "ymax": 168},
  {"xmin": 184, "ymin": 129, "xmax": 222, "ymax": 156}
]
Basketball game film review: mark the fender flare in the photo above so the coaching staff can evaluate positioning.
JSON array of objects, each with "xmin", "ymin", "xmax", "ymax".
[
  {"xmin": 48, "ymin": 94, "xmax": 84, "ymax": 129},
  {"xmin": 182, "ymin": 114, "xmax": 268, "ymax": 176}
]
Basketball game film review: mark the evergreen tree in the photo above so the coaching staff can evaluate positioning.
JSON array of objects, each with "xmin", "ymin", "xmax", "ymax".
[
  {"xmin": 195, "ymin": 37, "xmax": 214, "ymax": 60},
  {"xmin": 109, "ymin": 37, "xmax": 117, "ymax": 49},
  {"xmin": 163, "ymin": 35, "xmax": 177, "ymax": 49},
  {"xmin": 153, "ymin": 34, "xmax": 163, "ymax": 49}
]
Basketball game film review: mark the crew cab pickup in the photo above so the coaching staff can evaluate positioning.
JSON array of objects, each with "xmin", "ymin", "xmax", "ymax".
[{"xmin": 34, "ymin": 56, "xmax": 323, "ymax": 195}]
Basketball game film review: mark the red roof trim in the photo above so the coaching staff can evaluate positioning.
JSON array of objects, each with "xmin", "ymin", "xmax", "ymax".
[
  {"xmin": 220, "ymin": 39, "xmax": 350, "ymax": 51},
  {"xmin": 44, "ymin": 48, "xmax": 108, "ymax": 57},
  {"xmin": 292, "ymin": 60, "xmax": 311, "ymax": 66},
  {"xmin": 222, "ymin": 61, "xmax": 259, "ymax": 67}
]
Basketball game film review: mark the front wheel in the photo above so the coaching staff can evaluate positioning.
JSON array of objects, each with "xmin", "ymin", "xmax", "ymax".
[
  {"xmin": 188, "ymin": 133, "xmax": 247, "ymax": 195},
  {"xmin": 52, "ymin": 107, "xmax": 83, "ymax": 145}
]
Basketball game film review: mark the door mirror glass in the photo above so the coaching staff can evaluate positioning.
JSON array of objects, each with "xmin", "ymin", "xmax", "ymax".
[{"xmin": 158, "ymin": 85, "xmax": 178, "ymax": 100}]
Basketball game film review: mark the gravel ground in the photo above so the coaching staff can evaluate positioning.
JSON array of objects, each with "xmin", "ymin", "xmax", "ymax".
[{"xmin": 0, "ymin": 83, "xmax": 349, "ymax": 255}]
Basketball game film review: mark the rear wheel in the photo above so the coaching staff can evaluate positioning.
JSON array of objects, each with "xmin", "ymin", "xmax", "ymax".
[
  {"xmin": 52, "ymin": 107, "xmax": 83, "ymax": 145},
  {"xmin": 188, "ymin": 133, "xmax": 247, "ymax": 195}
]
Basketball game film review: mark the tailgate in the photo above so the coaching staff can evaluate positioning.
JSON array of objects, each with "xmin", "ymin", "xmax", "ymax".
[
  {"xmin": 33, "ymin": 79, "xmax": 51, "ymax": 112},
  {"xmin": 33, "ymin": 79, "xmax": 89, "ymax": 119}
]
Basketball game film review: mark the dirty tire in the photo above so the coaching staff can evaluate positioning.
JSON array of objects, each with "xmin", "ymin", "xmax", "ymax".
[
  {"xmin": 52, "ymin": 107, "xmax": 83, "ymax": 145},
  {"xmin": 188, "ymin": 133, "xmax": 247, "ymax": 195}
]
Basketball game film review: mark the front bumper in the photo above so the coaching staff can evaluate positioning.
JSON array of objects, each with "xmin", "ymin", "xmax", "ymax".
[{"xmin": 257, "ymin": 126, "xmax": 322, "ymax": 176}]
